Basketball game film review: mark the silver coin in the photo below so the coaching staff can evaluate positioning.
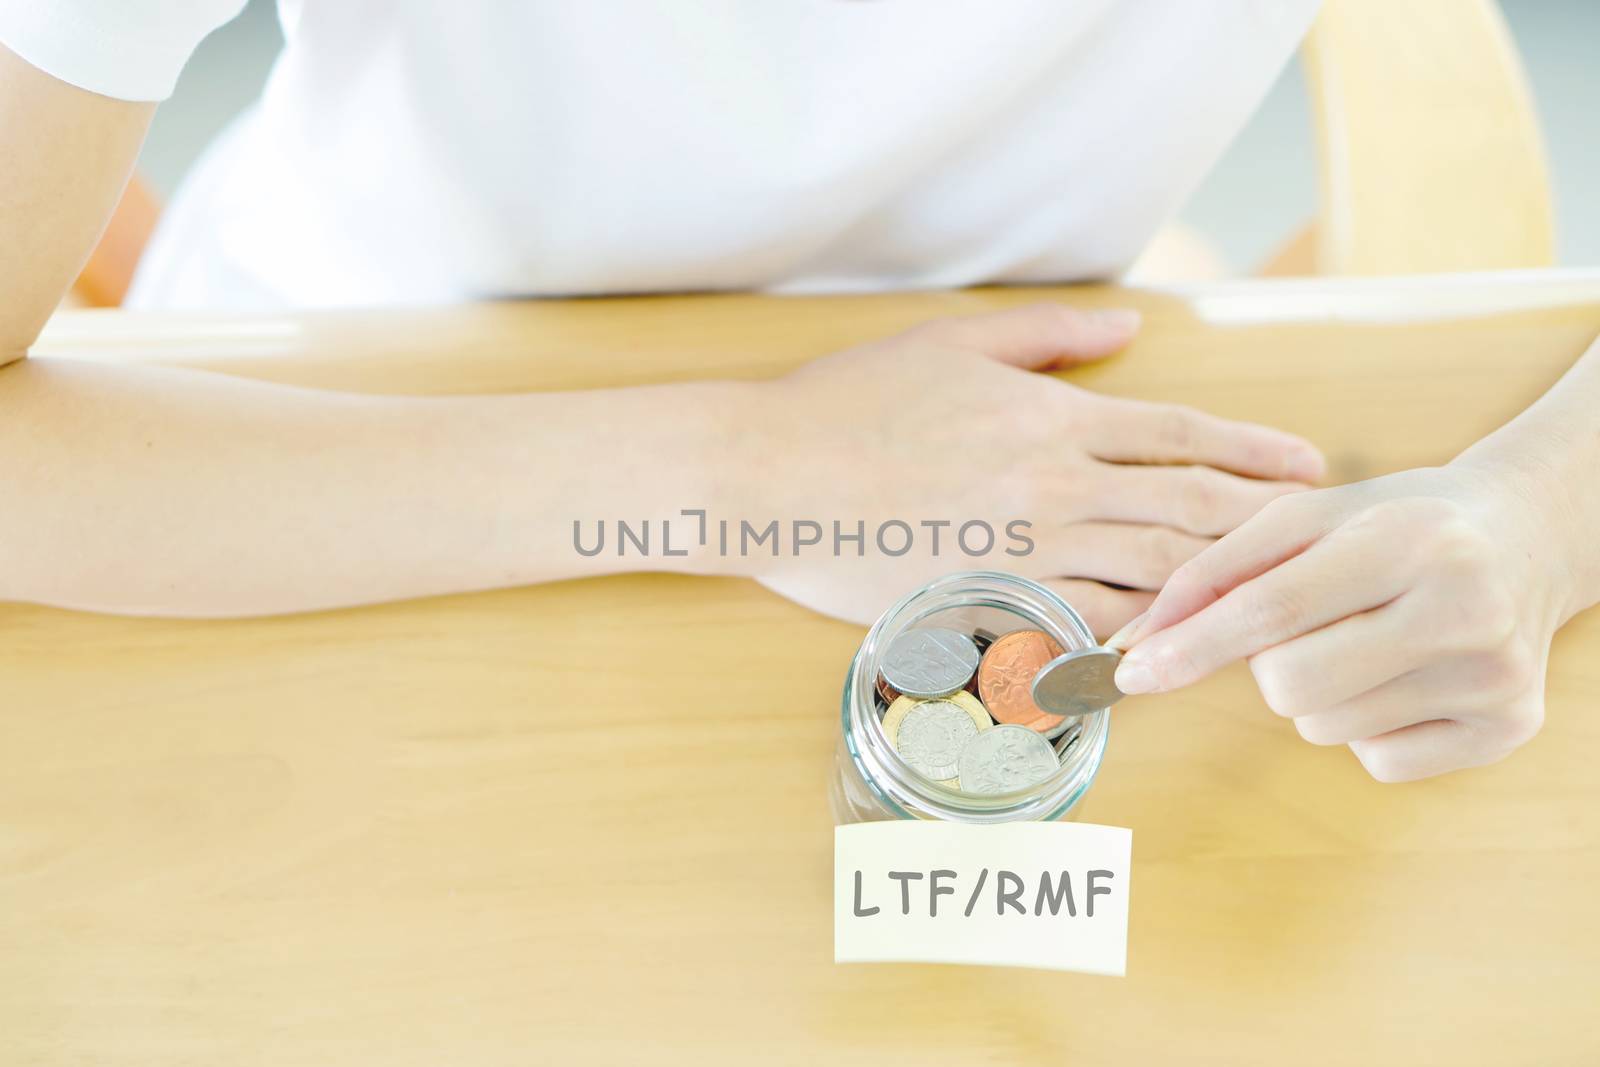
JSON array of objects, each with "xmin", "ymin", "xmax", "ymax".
[
  {"xmin": 880, "ymin": 627, "xmax": 980, "ymax": 698},
  {"xmin": 894, "ymin": 699, "xmax": 980, "ymax": 781},
  {"xmin": 1052, "ymin": 718, "xmax": 1086, "ymax": 757},
  {"xmin": 957, "ymin": 724, "xmax": 1061, "ymax": 795},
  {"xmin": 1031, "ymin": 647, "xmax": 1126, "ymax": 718},
  {"xmin": 1040, "ymin": 712, "xmax": 1078, "ymax": 741}
]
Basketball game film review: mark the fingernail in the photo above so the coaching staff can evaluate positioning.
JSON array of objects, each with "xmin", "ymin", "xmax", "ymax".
[
  {"xmin": 1088, "ymin": 308, "xmax": 1141, "ymax": 333},
  {"xmin": 1106, "ymin": 609, "xmax": 1150, "ymax": 652},
  {"xmin": 1114, "ymin": 654, "xmax": 1159, "ymax": 695}
]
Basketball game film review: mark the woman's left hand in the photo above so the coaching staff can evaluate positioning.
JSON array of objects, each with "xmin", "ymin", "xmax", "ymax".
[{"xmin": 1109, "ymin": 454, "xmax": 1584, "ymax": 782}]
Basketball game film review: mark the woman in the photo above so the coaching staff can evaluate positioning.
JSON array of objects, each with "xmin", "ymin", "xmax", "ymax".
[{"xmin": 1, "ymin": 1, "xmax": 1595, "ymax": 783}]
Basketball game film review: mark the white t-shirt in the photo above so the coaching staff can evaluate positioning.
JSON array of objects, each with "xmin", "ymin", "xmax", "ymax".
[{"xmin": 1, "ymin": 1, "xmax": 1320, "ymax": 310}]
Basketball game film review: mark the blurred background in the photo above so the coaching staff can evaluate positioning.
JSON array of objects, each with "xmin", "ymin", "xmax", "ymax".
[{"xmin": 135, "ymin": 0, "xmax": 1599, "ymax": 274}]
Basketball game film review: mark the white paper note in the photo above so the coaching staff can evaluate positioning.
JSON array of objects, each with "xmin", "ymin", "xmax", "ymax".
[{"xmin": 834, "ymin": 820, "xmax": 1132, "ymax": 975}]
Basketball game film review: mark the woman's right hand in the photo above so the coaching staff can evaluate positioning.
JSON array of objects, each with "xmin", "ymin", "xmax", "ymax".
[{"xmin": 741, "ymin": 303, "xmax": 1326, "ymax": 632}]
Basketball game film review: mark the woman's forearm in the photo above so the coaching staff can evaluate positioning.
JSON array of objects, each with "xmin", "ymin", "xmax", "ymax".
[
  {"xmin": 1456, "ymin": 331, "xmax": 1600, "ymax": 624},
  {"xmin": 0, "ymin": 357, "xmax": 755, "ymax": 616}
]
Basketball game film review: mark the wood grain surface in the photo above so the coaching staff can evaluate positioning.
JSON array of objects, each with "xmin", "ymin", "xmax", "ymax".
[{"xmin": 5, "ymin": 278, "xmax": 1599, "ymax": 1064}]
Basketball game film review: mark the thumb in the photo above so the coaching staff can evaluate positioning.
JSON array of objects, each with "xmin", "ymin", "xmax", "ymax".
[{"xmin": 926, "ymin": 302, "xmax": 1141, "ymax": 370}]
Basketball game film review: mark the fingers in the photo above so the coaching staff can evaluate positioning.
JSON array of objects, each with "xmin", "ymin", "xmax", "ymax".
[
  {"xmin": 1274, "ymin": 645, "xmax": 1541, "ymax": 744},
  {"xmin": 1245, "ymin": 595, "xmax": 1436, "ymax": 718},
  {"xmin": 1289, "ymin": 668, "xmax": 1473, "ymax": 747},
  {"xmin": 1038, "ymin": 521, "xmax": 1213, "ymax": 592},
  {"xmin": 1042, "ymin": 578, "xmax": 1154, "ymax": 643},
  {"xmin": 921, "ymin": 302, "xmax": 1141, "ymax": 370},
  {"xmin": 1291, "ymin": 651, "xmax": 1544, "ymax": 780},
  {"xmin": 1080, "ymin": 462, "xmax": 1310, "ymax": 538},
  {"xmin": 1346, "ymin": 720, "xmax": 1482, "ymax": 784},
  {"xmin": 1086, "ymin": 396, "xmax": 1325, "ymax": 483},
  {"xmin": 1116, "ymin": 492, "xmax": 1337, "ymax": 645},
  {"xmin": 1114, "ymin": 508, "xmax": 1413, "ymax": 694},
  {"xmin": 1291, "ymin": 695, "xmax": 1431, "ymax": 749}
]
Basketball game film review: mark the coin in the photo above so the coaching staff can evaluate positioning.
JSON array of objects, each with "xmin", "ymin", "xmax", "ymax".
[
  {"xmin": 1052, "ymin": 717, "xmax": 1086, "ymax": 757},
  {"xmin": 1039, "ymin": 711, "xmax": 1077, "ymax": 741},
  {"xmin": 875, "ymin": 673, "xmax": 901, "ymax": 706},
  {"xmin": 873, "ymin": 688, "xmax": 890, "ymax": 720},
  {"xmin": 957, "ymin": 724, "xmax": 1061, "ymax": 795},
  {"xmin": 880, "ymin": 628, "xmax": 981, "ymax": 698},
  {"xmin": 1031, "ymin": 647, "xmax": 1126, "ymax": 718},
  {"xmin": 893, "ymin": 700, "xmax": 981, "ymax": 781},
  {"xmin": 881, "ymin": 691, "xmax": 991, "ymax": 747},
  {"xmin": 976, "ymin": 629, "xmax": 1067, "ymax": 733}
]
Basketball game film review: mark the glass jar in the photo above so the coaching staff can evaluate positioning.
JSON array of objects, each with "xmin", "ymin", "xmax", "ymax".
[{"xmin": 829, "ymin": 571, "xmax": 1111, "ymax": 824}]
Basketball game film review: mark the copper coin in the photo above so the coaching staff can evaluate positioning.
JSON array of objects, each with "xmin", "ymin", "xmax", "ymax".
[
  {"xmin": 977, "ymin": 629, "xmax": 1067, "ymax": 733},
  {"xmin": 876, "ymin": 673, "xmax": 902, "ymax": 706}
]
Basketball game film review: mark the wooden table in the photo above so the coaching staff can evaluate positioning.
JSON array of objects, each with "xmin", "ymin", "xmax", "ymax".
[{"xmin": 5, "ymin": 274, "xmax": 1600, "ymax": 1064}]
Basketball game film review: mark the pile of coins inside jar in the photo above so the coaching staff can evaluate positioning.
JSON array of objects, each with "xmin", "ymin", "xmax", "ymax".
[{"xmin": 874, "ymin": 625, "xmax": 1087, "ymax": 796}]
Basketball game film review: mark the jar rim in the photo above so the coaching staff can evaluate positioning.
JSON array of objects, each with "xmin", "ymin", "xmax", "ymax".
[{"xmin": 843, "ymin": 571, "xmax": 1111, "ymax": 823}]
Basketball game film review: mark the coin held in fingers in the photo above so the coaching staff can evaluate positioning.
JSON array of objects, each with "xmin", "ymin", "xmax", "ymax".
[{"xmin": 1031, "ymin": 647, "xmax": 1127, "ymax": 718}]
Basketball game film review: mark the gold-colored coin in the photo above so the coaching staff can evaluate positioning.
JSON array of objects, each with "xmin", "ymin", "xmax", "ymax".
[{"xmin": 881, "ymin": 691, "xmax": 993, "ymax": 748}]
